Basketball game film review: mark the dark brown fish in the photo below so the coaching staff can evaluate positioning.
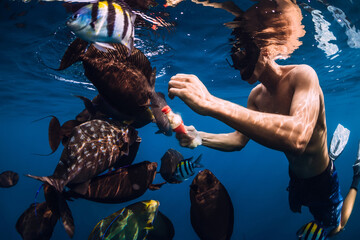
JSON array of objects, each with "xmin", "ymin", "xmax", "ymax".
[
  {"xmin": 0, "ymin": 170, "xmax": 19, "ymax": 188},
  {"xmin": 151, "ymin": 92, "xmax": 172, "ymax": 136},
  {"xmin": 16, "ymin": 202, "xmax": 58, "ymax": 240},
  {"xmin": 147, "ymin": 210, "xmax": 175, "ymax": 240},
  {"xmin": 190, "ymin": 169, "xmax": 234, "ymax": 240},
  {"xmin": 27, "ymin": 119, "xmax": 139, "ymax": 193},
  {"xmin": 57, "ymin": 38, "xmax": 157, "ymax": 128},
  {"xmin": 159, "ymin": 148, "xmax": 184, "ymax": 184},
  {"xmin": 79, "ymin": 94, "xmax": 154, "ymax": 129},
  {"xmin": 65, "ymin": 161, "xmax": 165, "ymax": 203}
]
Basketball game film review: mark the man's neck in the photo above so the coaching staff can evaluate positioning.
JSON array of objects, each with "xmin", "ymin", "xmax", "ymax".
[{"xmin": 259, "ymin": 60, "xmax": 283, "ymax": 93}]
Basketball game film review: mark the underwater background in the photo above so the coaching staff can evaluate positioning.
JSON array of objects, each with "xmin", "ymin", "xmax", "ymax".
[{"xmin": 1, "ymin": 0, "xmax": 360, "ymax": 239}]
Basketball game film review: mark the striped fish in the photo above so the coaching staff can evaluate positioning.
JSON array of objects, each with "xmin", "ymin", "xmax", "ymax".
[
  {"xmin": 297, "ymin": 221, "xmax": 327, "ymax": 240},
  {"xmin": 66, "ymin": 0, "xmax": 136, "ymax": 53},
  {"xmin": 174, "ymin": 154, "xmax": 203, "ymax": 182}
]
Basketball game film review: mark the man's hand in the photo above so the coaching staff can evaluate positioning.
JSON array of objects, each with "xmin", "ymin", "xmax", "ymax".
[
  {"xmin": 176, "ymin": 125, "xmax": 202, "ymax": 149},
  {"xmin": 168, "ymin": 74, "xmax": 213, "ymax": 116}
]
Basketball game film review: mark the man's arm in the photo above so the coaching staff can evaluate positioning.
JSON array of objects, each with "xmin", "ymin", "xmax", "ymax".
[
  {"xmin": 199, "ymin": 130, "xmax": 249, "ymax": 151},
  {"xmin": 168, "ymin": 66, "xmax": 320, "ymax": 154}
]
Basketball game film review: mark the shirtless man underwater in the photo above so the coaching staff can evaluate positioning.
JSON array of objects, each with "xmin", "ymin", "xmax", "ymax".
[{"xmin": 168, "ymin": 0, "xmax": 360, "ymax": 238}]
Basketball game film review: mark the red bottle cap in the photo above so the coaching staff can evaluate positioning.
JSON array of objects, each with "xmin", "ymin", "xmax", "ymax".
[{"xmin": 161, "ymin": 105, "xmax": 171, "ymax": 114}]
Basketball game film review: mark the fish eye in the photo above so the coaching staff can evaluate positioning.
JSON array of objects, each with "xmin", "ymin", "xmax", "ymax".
[{"xmin": 72, "ymin": 14, "xmax": 79, "ymax": 20}]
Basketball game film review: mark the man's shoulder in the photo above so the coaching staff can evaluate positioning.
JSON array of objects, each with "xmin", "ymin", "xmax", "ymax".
[{"xmin": 288, "ymin": 64, "xmax": 318, "ymax": 84}]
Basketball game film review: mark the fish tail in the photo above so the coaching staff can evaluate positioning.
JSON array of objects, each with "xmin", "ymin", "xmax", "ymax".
[
  {"xmin": 57, "ymin": 38, "xmax": 88, "ymax": 70},
  {"xmin": 43, "ymin": 184, "xmax": 75, "ymax": 238},
  {"xmin": 26, "ymin": 174, "xmax": 65, "ymax": 193},
  {"xmin": 192, "ymin": 154, "xmax": 204, "ymax": 168}
]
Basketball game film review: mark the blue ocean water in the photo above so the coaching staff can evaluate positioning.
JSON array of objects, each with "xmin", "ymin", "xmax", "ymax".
[{"xmin": 1, "ymin": 0, "xmax": 360, "ymax": 239}]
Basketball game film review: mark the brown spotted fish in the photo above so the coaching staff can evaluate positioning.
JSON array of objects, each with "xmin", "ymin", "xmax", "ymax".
[
  {"xmin": 57, "ymin": 38, "xmax": 159, "ymax": 128},
  {"xmin": 0, "ymin": 170, "xmax": 19, "ymax": 188},
  {"xmin": 16, "ymin": 202, "xmax": 58, "ymax": 240},
  {"xmin": 27, "ymin": 119, "xmax": 139, "ymax": 193},
  {"xmin": 65, "ymin": 161, "xmax": 165, "ymax": 203},
  {"xmin": 190, "ymin": 169, "xmax": 234, "ymax": 240}
]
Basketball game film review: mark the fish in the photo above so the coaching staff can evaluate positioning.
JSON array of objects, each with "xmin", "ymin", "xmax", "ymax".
[
  {"xmin": 65, "ymin": 161, "xmax": 165, "ymax": 203},
  {"xmin": 66, "ymin": 0, "xmax": 136, "ymax": 53},
  {"xmin": 147, "ymin": 210, "xmax": 175, "ymax": 240},
  {"xmin": 159, "ymin": 148, "xmax": 203, "ymax": 183},
  {"xmin": 190, "ymin": 169, "xmax": 234, "ymax": 240},
  {"xmin": 0, "ymin": 170, "xmax": 19, "ymax": 188},
  {"xmin": 57, "ymin": 38, "xmax": 157, "ymax": 128},
  {"xmin": 26, "ymin": 119, "xmax": 139, "ymax": 193},
  {"xmin": 159, "ymin": 148, "xmax": 185, "ymax": 184},
  {"xmin": 296, "ymin": 221, "xmax": 327, "ymax": 240},
  {"xmin": 16, "ymin": 202, "xmax": 59, "ymax": 240},
  {"xmin": 173, "ymin": 154, "xmax": 203, "ymax": 182},
  {"xmin": 88, "ymin": 200, "xmax": 160, "ymax": 240},
  {"xmin": 61, "ymin": 0, "xmax": 169, "ymax": 53},
  {"xmin": 150, "ymin": 92, "xmax": 172, "ymax": 136}
]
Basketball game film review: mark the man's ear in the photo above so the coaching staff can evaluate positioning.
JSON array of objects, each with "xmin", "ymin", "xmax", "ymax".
[{"xmin": 261, "ymin": 48, "xmax": 270, "ymax": 57}]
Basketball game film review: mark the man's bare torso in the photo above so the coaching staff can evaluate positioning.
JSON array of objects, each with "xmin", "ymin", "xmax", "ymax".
[{"xmin": 250, "ymin": 64, "xmax": 329, "ymax": 179}]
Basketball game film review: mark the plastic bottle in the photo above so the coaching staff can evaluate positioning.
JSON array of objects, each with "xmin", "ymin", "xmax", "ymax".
[{"xmin": 161, "ymin": 105, "xmax": 187, "ymax": 134}]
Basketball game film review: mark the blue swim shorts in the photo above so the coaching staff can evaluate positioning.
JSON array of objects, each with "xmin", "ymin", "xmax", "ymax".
[{"xmin": 288, "ymin": 160, "xmax": 344, "ymax": 231}]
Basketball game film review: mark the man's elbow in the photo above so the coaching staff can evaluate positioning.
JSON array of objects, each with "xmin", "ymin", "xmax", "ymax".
[{"xmin": 290, "ymin": 139, "xmax": 308, "ymax": 155}]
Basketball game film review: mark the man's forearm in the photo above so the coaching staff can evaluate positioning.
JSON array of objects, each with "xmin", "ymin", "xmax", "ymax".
[{"xmin": 199, "ymin": 131, "xmax": 248, "ymax": 152}]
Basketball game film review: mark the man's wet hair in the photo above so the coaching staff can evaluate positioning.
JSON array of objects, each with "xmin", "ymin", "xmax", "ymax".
[{"xmin": 229, "ymin": 0, "xmax": 305, "ymax": 60}]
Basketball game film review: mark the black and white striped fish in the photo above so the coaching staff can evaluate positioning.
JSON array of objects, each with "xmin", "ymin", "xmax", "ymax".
[
  {"xmin": 66, "ymin": 0, "xmax": 136, "ymax": 53},
  {"xmin": 174, "ymin": 154, "xmax": 203, "ymax": 182},
  {"xmin": 56, "ymin": 0, "xmax": 169, "ymax": 53}
]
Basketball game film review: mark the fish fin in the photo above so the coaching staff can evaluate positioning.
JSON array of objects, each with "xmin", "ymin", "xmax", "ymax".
[
  {"xmin": 68, "ymin": 180, "xmax": 90, "ymax": 195},
  {"xmin": 93, "ymin": 42, "xmax": 115, "ymax": 52},
  {"xmin": 75, "ymin": 95, "xmax": 97, "ymax": 116},
  {"xmin": 31, "ymin": 115, "xmax": 62, "ymax": 155},
  {"xmin": 43, "ymin": 184, "xmax": 74, "ymax": 238},
  {"xmin": 58, "ymin": 194, "xmax": 75, "ymax": 238},
  {"xmin": 48, "ymin": 116, "xmax": 62, "ymax": 154},
  {"xmin": 58, "ymin": 38, "xmax": 88, "ymax": 70},
  {"xmin": 192, "ymin": 154, "xmax": 204, "ymax": 168},
  {"xmin": 26, "ymin": 174, "xmax": 65, "ymax": 193},
  {"xmin": 60, "ymin": 120, "xmax": 80, "ymax": 139},
  {"xmin": 148, "ymin": 181, "xmax": 167, "ymax": 190},
  {"xmin": 329, "ymin": 124, "xmax": 350, "ymax": 161},
  {"xmin": 132, "ymin": 10, "xmax": 171, "ymax": 28},
  {"xmin": 191, "ymin": 0, "xmax": 243, "ymax": 17}
]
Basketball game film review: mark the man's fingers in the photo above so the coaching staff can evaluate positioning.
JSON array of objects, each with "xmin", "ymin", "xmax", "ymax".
[
  {"xmin": 168, "ymin": 88, "xmax": 187, "ymax": 100},
  {"xmin": 168, "ymin": 80, "xmax": 187, "ymax": 89}
]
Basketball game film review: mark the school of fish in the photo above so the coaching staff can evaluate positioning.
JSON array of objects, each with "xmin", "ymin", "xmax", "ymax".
[{"xmin": 8, "ymin": 1, "xmax": 240, "ymax": 240}]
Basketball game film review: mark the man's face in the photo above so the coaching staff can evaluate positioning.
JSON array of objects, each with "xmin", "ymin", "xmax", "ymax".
[{"xmin": 231, "ymin": 39, "xmax": 261, "ymax": 83}]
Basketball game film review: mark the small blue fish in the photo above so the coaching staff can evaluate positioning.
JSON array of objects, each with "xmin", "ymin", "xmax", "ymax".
[
  {"xmin": 297, "ymin": 221, "xmax": 327, "ymax": 240},
  {"xmin": 174, "ymin": 155, "xmax": 203, "ymax": 182}
]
